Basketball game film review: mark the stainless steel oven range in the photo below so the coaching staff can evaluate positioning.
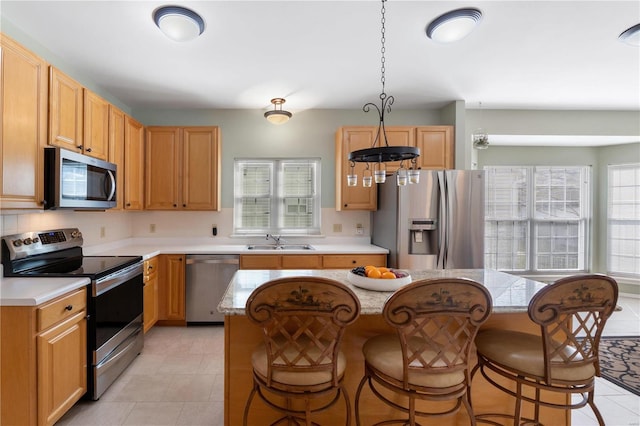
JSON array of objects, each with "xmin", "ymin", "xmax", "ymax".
[{"xmin": 1, "ymin": 228, "xmax": 143, "ymax": 400}]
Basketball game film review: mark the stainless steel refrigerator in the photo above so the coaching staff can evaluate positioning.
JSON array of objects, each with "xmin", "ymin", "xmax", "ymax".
[{"xmin": 372, "ymin": 169, "xmax": 485, "ymax": 270}]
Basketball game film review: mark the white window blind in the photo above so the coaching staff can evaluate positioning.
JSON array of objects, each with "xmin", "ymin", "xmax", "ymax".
[
  {"xmin": 608, "ymin": 163, "xmax": 640, "ymax": 276},
  {"xmin": 484, "ymin": 166, "xmax": 590, "ymax": 273},
  {"xmin": 234, "ymin": 158, "xmax": 321, "ymax": 235}
]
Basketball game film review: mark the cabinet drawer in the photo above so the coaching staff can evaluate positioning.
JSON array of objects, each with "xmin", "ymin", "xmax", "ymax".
[
  {"xmin": 144, "ymin": 256, "xmax": 159, "ymax": 280},
  {"xmin": 322, "ymin": 254, "xmax": 387, "ymax": 269},
  {"xmin": 281, "ymin": 255, "xmax": 322, "ymax": 269},
  {"xmin": 37, "ymin": 288, "xmax": 86, "ymax": 332},
  {"xmin": 240, "ymin": 255, "xmax": 280, "ymax": 269}
]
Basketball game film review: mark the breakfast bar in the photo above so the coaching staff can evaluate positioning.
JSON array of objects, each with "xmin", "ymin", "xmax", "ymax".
[{"xmin": 219, "ymin": 269, "xmax": 569, "ymax": 425}]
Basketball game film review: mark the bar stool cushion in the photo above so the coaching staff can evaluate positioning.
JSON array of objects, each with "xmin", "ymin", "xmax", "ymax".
[
  {"xmin": 251, "ymin": 337, "xmax": 347, "ymax": 388},
  {"xmin": 363, "ymin": 334, "xmax": 465, "ymax": 388},
  {"xmin": 475, "ymin": 329, "xmax": 596, "ymax": 382}
]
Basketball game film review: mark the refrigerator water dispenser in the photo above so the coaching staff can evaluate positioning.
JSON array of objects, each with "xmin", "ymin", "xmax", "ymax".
[{"xmin": 408, "ymin": 219, "xmax": 437, "ymax": 255}]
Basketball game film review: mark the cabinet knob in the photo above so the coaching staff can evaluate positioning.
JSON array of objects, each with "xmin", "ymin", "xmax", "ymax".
[
  {"xmin": 182, "ymin": 204, "xmax": 186, "ymax": 207},
  {"xmin": 352, "ymin": 260, "xmax": 356, "ymax": 264},
  {"xmin": 77, "ymin": 145, "xmax": 83, "ymax": 149},
  {"xmin": 126, "ymin": 203, "xmax": 131, "ymax": 207},
  {"xmin": 86, "ymin": 148, "xmax": 92, "ymax": 152},
  {"xmin": 173, "ymin": 204, "xmax": 177, "ymax": 208},
  {"xmin": 65, "ymin": 305, "xmax": 73, "ymax": 311},
  {"xmin": 344, "ymin": 204, "xmax": 348, "ymax": 208}
]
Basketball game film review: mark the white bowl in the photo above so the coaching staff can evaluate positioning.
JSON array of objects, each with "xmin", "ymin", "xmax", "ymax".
[{"xmin": 347, "ymin": 270, "xmax": 412, "ymax": 292}]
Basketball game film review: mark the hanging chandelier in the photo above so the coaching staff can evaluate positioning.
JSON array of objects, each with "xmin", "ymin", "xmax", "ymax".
[{"xmin": 347, "ymin": 0, "xmax": 420, "ymax": 187}]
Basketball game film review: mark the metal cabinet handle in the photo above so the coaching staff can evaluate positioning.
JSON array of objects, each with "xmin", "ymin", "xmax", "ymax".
[
  {"xmin": 86, "ymin": 148, "xmax": 92, "ymax": 152},
  {"xmin": 65, "ymin": 305, "xmax": 73, "ymax": 311},
  {"xmin": 77, "ymin": 145, "xmax": 83, "ymax": 149}
]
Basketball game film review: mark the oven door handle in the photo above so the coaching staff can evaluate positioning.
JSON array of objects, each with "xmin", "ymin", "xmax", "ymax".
[{"xmin": 94, "ymin": 262, "xmax": 143, "ymax": 296}]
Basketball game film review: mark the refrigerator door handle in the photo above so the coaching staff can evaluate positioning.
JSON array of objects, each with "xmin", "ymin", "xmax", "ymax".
[{"xmin": 437, "ymin": 171, "xmax": 447, "ymax": 269}]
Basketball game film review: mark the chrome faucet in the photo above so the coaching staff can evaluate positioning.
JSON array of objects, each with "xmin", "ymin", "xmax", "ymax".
[{"xmin": 266, "ymin": 234, "xmax": 285, "ymax": 247}]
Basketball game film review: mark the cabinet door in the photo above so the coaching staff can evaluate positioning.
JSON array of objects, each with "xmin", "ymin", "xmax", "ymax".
[
  {"xmin": 108, "ymin": 106, "xmax": 125, "ymax": 210},
  {"xmin": 281, "ymin": 255, "xmax": 322, "ymax": 269},
  {"xmin": 49, "ymin": 67, "xmax": 83, "ymax": 152},
  {"xmin": 240, "ymin": 255, "xmax": 281, "ymax": 269},
  {"xmin": 143, "ymin": 257, "xmax": 159, "ymax": 332},
  {"xmin": 335, "ymin": 127, "xmax": 377, "ymax": 211},
  {"xmin": 83, "ymin": 90, "xmax": 109, "ymax": 160},
  {"xmin": 415, "ymin": 126, "xmax": 454, "ymax": 169},
  {"xmin": 124, "ymin": 116, "xmax": 144, "ymax": 210},
  {"xmin": 145, "ymin": 127, "xmax": 181, "ymax": 209},
  {"xmin": 0, "ymin": 35, "xmax": 47, "ymax": 209},
  {"xmin": 36, "ymin": 311, "xmax": 86, "ymax": 426},
  {"xmin": 381, "ymin": 127, "xmax": 415, "ymax": 173},
  {"xmin": 182, "ymin": 127, "xmax": 220, "ymax": 210},
  {"xmin": 158, "ymin": 254, "xmax": 185, "ymax": 322}
]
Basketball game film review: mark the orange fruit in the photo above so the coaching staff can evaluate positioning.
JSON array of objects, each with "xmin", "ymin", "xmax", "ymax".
[
  {"xmin": 381, "ymin": 271, "xmax": 396, "ymax": 279},
  {"xmin": 364, "ymin": 265, "xmax": 376, "ymax": 272},
  {"xmin": 366, "ymin": 268, "xmax": 382, "ymax": 279},
  {"xmin": 378, "ymin": 267, "xmax": 390, "ymax": 273}
]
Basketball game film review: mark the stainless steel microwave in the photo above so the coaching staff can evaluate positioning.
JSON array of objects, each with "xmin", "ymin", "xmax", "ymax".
[{"xmin": 44, "ymin": 147, "xmax": 117, "ymax": 210}]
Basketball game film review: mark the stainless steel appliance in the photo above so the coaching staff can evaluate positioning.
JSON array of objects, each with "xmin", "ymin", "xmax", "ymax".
[
  {"xmin": 185, "ymin": 254, "xmax": 239, "ymax": 324},
  {"xmin": 372, "ymin": 169, "xmax": 485, "ymax": 270},
  {"xmin": 1, "ymin": 228, "xmax": 143, "ymax": 400},
  {"xmin": 44, "ymin": 147, "xmax": 117, "ymax": 210}
]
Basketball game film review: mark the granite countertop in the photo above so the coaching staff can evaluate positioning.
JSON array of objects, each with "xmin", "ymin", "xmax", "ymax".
[{"xmin": 218, "ymin": 268, "xmax": 548, "ymax": 315}]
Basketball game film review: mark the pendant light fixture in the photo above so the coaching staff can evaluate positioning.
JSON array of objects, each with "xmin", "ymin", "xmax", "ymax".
[
  {"xmin": 153, "ymin": 6, "xmax": 205, "ymax": 42},
  {"xmin": 472, "ymin": 102, "xmax": 489, "ymax": 150},
  {"xmin": 264, "ymin": 98, "xmax": 292, "ymax": 125},
  {"xmin": 347, "ymin": 0, "xmax": 420, "ymax": 187}
]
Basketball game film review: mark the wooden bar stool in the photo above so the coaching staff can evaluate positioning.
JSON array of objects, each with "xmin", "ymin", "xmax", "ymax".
[
  {"xmin": 472, "ymin": 274, "xmax": 618, "ymax": 426},
  {"xmin": 354, "ymin": 278, "xmax": 493, "ymax": 426},
  {"xmin": 243, "ymin": 276, "xmax": 361, "ymax": 426}
]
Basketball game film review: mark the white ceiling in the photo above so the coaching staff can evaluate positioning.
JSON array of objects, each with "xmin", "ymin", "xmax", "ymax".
[{"xmin": 1, "ymin": 1, "xmax": 639, "ymax": 113}]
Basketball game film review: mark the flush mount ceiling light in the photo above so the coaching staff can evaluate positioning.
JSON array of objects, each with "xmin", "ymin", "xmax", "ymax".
[
  {"xmin": 619, "ymin": 23, "xmax": 640, "ymax": 46},
  {"xmin": 153, "ymin": 6, "xmax": 205, "ymax": 42},
  {"xmin": 426, "ymin": 8, "xmax": 482, "ymax": 43},
  {"xmin": 347, "ymin": 0, "xmax": 420, "ymax": 187},
  {"xmin": 264, "ymin": 98, "xmax": 292, "ymax": 125}
]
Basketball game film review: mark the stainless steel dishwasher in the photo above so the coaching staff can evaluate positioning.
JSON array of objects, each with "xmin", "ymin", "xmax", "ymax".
[{"xmin": 185, "ymin": 254, "xmax": 239, "ymax": 324}]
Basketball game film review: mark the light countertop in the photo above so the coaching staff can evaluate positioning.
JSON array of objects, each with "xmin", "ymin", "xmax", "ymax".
[
  {"xmin": 218, "ymin": 268, "xmax": 548, "ymax": 315},
  {"xmin": 0, "ymin": 276, "xmax": 90, "ymax": 306}
]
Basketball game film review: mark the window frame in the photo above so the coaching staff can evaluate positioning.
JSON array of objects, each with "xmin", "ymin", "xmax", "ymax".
[
  {"xmin": 484, "ymin": 165, "xmax": 591, "ymax": 275},
  {"xmin": 607, "ymin": 163, "xmax": 640, "ymax": 278},
  {"xmin": 233, "ymin": 158, "xmax": 321, "ymax": 236}
]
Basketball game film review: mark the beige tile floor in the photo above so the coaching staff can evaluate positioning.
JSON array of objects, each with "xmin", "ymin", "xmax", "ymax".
[{"xmin": 57, "ymin": 296, "xmax": 640, "ymax": 426}]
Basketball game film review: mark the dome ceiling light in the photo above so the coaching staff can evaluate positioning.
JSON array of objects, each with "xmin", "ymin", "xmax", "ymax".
[
  {"xmin": 347, "ymin": 0, "xmax": 420, "ymax": 188},
  {"xmin": 426, "ymin": 8, "xmax": 483, "ymax": 43},
  {"xmin": 153, "ymin": 6, "xmax": 205, "ymax": 42},
  {"xmin": 264, "ymin": 98, "xmax": 292, "ymax": 125},
  {"xmin": 619, "ymin": 23, "xmax": 640, "ymax": 46}
]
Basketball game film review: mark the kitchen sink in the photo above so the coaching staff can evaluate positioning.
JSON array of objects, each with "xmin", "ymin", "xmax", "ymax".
[{"xmin": 246, "ymin": 244, "xmax": 315, "ymax": 250}]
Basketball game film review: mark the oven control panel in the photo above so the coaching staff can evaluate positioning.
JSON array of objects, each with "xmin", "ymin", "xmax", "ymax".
[{"xmin": 1, "ymin": 228, "xmax": 83, "ymax": 260}]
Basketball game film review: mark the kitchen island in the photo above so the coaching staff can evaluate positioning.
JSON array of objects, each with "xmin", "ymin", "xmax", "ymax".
[{"xmin": 218, "ymin": 269, "xmax": 572, "ymax": 426}]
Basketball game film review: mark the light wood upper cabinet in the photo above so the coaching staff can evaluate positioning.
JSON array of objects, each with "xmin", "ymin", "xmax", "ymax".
[
  {"xmin": 335, "ymin": 125, "xmax": 454, "ymax": 211},
  {"xmin": 335, "ymin": 127, "xmax": 378, "ymax": 211},
  {"xmin": 124, "ymin": 116, "xmax": 145, "ymax": 210},
  {"xmin": 83, "ymin": 90, "xmax": 110, "ymax": 160},
  {"xmin": 108, "ymin": 106, "xmax": 125, "ymax": 210},
  {"xmin": 415, "ymin": 126, "xmax": 454, "ymax": 170},
  {"xmin": 0, "ymin": 34, "xmax": 48, "ymax": 209},
  {"xmin": 145, "ymin": 126, "xmax": 220, "ymax": 211},
  {"xmin": 49, "ymin": 66, "xmax": 83, "ymax": 153}
]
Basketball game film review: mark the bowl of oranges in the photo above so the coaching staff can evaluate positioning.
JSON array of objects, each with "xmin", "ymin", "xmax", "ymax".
[{"xmin": 347, "ymin": 266, "xmax": 412, "ymax": 291}]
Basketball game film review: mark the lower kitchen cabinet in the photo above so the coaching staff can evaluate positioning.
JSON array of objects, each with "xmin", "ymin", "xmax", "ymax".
[
  {"xmin": 240, "ymin": 253, "xmax": 386, "ymax": 270},
  {"xmin": 1, "ymin": 287, "xmax": 87, "ymax": 426},
  {"xmin": 157, "ymin": 254, "xmax": 186, "ymax": 325},
  {"xmin": 143, "ymin": 256, "xmax": 159, "ymax": 333}
]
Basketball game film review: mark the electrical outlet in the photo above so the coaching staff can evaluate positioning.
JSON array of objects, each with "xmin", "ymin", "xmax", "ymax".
[
  {"xmin": 100, "ymin": 226, "xmax": 106, "ymax": 238},
  {"xmin": 333, "ymin": 224, "xmax": 342, "ymax": 233},
  {"xmin": 150, "ymin": 224, "xmax": 156, "ymax": 233},
  {"xmin": 212, "ymin": 225, "xmax": 217, "ymax": 236},
  {"xmin": 356, "ymin": 224, "xmax": 364, "ymax": 235}
]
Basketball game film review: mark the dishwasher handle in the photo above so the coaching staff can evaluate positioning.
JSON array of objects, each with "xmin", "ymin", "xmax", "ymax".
[{"xmin": 186, "ymin": 257, "xmax": 239, "ymax": 265}]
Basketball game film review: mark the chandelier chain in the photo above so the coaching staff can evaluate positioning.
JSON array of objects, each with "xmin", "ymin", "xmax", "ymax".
[{"xmin": 380, "ymin": 0, "xmax": 387, "ymax": 99}]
